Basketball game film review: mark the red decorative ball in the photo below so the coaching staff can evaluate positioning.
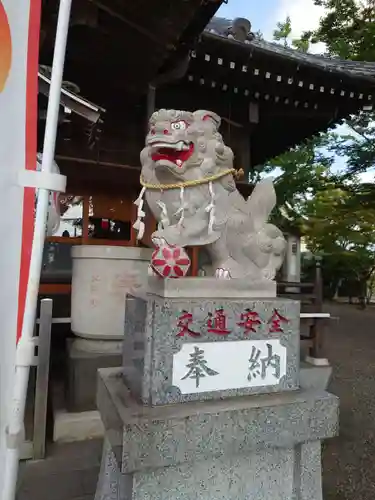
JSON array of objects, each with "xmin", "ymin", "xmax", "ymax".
[{"xmin": 151, "ymin": 244, "xmax": 190, "ymax": 278}]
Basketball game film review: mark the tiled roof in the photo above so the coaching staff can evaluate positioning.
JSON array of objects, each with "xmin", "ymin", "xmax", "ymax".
[{"xmin": 204, "ymin": 17, "xmax": 375, "ymax": 83}]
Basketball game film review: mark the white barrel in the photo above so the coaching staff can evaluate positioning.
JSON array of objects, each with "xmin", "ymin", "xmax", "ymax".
[{"xmin": 71, "ymin": 245, "xmax": 152, "ymax": 340}]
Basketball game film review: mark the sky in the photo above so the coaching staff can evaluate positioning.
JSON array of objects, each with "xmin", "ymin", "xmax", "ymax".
[
  {"xmin": 217, "ymin": 0, "xmax": 375, "ymax": 183},
  {"xmin": 218, "ymin": 0, "xmax": 326, "ymax": 50}
]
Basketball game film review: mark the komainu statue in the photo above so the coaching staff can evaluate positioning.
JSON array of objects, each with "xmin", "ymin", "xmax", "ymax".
[{"xmin": 133, "ymin": 109, "xmax": 286, "ymax": 281}]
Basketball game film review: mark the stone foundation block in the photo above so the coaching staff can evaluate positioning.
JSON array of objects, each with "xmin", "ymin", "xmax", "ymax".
[
  {"xmin": 123, "ymin": 294, "xmax": 300, "ymax": 406},
  {"xmin": 95, "ymin": 368, "xmax": 339, "ymax": 500},
  {"xmin": 66, "ymin": 340, "xmax": 122, "ymax": 412}
]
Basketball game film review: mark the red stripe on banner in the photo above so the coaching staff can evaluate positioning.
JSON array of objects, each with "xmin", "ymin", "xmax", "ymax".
[{"xmin": 16, "ymin": 0, "xmax": 41, "ymax": 343}]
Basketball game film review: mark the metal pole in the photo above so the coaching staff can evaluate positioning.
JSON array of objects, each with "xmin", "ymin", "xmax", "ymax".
[{"xmin": 2, "ymin": 1, "xmax": 72, "ymax": 499}]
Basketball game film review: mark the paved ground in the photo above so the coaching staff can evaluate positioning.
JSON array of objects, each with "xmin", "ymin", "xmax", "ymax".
[
  {"xmin": 17, "ymin": 439, "xmax": 103, "ymax": 500},
  {"xmin": 17, "ymin": 302, "xmax": 375, "ymax": 499},
  {"xmin": 322, "ymin": 303, "xmax": 375, "ymax": 500}
]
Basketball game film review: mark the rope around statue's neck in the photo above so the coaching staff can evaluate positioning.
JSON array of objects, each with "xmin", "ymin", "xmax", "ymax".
[
  {"xmin": 139, "ymin": 168, "xmax": 236, "ymax": 191},
  {"xmin": 133, "ymin": 168, "xmax": 237, "ymax": 240}
]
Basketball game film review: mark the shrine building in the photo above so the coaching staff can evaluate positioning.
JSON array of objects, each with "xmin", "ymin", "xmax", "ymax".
[{"xmin": 37, "ymin": 11, "xmax": 375, "ymax": 281}]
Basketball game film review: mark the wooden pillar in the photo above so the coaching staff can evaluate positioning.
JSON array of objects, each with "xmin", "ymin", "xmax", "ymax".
[
  {"xmin": 82, "ymin": 195, "xmax": 90, "ymax": 243},
  {"xmin": 309, "ymin": 256, "xmax": 324, "ymax": 358},
  {"xmin": 314, "ymin": 257, "xmax": 323, "ymax": 313},
  {"xmin": 249, "ymin": 102, "xmax": 259, "ymax": 124},
  {"xmin": 240, "ymin": 130, "xmax": 251, "ymax": 181},
  {"xmin": 130, "ymin": 201, "xmax": 138, "ymax": 246},
  {"xmin": 246, "ymin": 102, "xmax": 259, "ymax": 180}
]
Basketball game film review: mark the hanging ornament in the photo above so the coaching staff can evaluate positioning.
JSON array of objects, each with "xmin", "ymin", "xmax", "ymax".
[
  {"xmin": 156, "ymin": 200, "xmax": 170, "ymax": 230},
  {"xmin": 205, "ymin": 181, "xmax": 216, "ymax": 233},
  {"xmin": 173, "ymin": 186, "xmax": 188, "ymax": 229},
  {"xmin": 151, "ymin": 244, "xmax": 190, "ymax": 278},
  {"xmin": 133, "ymin": 186, "xmax": 146, "ymax": 240}
]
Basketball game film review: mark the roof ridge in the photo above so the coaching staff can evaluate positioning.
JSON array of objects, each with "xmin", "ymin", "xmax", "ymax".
[{"xmin": 202, "ymin": 17, "xmax": 375, "ymax": 82}]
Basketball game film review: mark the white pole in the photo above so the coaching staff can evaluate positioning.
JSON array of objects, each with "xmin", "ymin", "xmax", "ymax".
[{"xmin": 2, "ymin": 1, "xmax": 72, "ymax": 499}]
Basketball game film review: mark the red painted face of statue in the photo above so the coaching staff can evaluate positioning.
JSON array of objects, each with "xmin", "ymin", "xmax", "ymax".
[
  {"xmin": 148, "ymin": 117, "xmax": 196, "ymax": 170},
  {"xmin": 142, "ymin": 109, "xmax": 227, "ymax": 182}
]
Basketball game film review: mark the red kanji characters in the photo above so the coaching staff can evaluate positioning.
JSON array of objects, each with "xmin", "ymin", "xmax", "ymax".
[
  {"xmin": 176, "ymin": 310, "xmax": 200, "ymax": 337},
  {"xmin": 206, "ymin": 308, "xmax": 231, "ymax": 335},
  {"xmin": 268, "ymin": 309, "xmax": 289, "ymax": 333},
  {"xmin": 237, "ymin": 309, "xmax": 262, "ymax": 334}
]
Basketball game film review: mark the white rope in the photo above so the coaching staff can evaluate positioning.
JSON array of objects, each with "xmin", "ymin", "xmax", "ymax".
[
  {"xmin": 156, "ymin": 201, "xmax": 170, "ymax": 230},
  {"xmin": 174, "ymin": 186, "xmax": 187, "ymax": 229},
  {"xmin": 205, "ymin": 181, "xmax": 216, "ymax": 233},
  {"xmin": 132, "ymin": 187, "xmax": 146, "ymax": 240}
]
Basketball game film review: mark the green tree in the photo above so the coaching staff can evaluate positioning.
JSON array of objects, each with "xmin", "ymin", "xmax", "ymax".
[
  {"xmin": 311, "ymin": 0, "xmax": 375, "ymax": 60},
  {"xmin": 302, "ymin": 186, "xmax": 375, "ymax": 304},
  {"xmin": 291, "ymin": 36, "xmax": 310, "ymax": 53},
  {"xmin": 259, "ymin": 131, "xmax": 375, "ymax": 304},
  {"xmin": 309, "ymin": 1, "xmax": 375, "ymax": 206},
  {"xmin": 326, "ymin": 114, "xmax": 375, "ymax": 208},
  {"xmin": 273, "ymin": 16, "xmax": 310, "ymax": 52},
  {"xmin": 261, "ymin": 135, "xmax": 335, "ymax": 226},
  {"xmin": 273, "ymin": 16, "xmax": 292, "ymax": 47},
  {"xmin": 268, "ymin": 13, "xmax": 375, "ymax": 304}
]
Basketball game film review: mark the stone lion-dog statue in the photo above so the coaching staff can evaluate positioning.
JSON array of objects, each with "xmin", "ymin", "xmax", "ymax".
[{"xmin": 133, "ymin": 109, "xmax": 285, "ymax": 281}]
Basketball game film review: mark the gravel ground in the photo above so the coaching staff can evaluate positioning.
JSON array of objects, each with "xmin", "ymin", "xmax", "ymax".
[{"xmin": 322, "ymin": 303, "xmax": 375, "ymax": 500}]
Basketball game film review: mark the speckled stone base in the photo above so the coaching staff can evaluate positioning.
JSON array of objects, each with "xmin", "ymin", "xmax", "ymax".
[
  {"xmin": 96, "ymin": 368, "xmax": 339, "ymax": 500},
  {"xmin": 146, "ymin": 276, "xmax": 277, "ymax": 298},
  {"xmin": 123, "ymin": 294, "xmax": 300, "ymax": 406}
]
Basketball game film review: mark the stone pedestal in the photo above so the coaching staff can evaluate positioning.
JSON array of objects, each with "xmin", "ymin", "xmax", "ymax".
[
  {"xmin": 123, "ymin": 290, "xmax": 299, "ymax": 406},
  {"xmin": 95, "ymin": 278, "xmax": 339, "ymax": 500},
  {"xmin": 66, "ymin": 246, "xmax": 152, "ymax": 412},
  {"xmin": 66, "ymin": 339, "xmax": 122, "ymax": 412},
  {"xmin": 96, "ymin": 369, "xmax": 338, "ymax": 500}
]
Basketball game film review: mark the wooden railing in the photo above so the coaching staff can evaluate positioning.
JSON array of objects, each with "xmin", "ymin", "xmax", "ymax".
[{"xmin": 278, "ymin": 260, "xmax": 326, "ymax": 358}]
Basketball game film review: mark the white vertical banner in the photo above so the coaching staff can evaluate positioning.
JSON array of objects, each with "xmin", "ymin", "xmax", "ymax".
[{"xmin": 0, "ymin": 0, "xmax": 41, "ymax": 493}]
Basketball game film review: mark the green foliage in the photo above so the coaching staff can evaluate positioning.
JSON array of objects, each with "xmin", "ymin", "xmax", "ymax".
[
  {"xmin": 262, "ymin": 134, "xmax": 375, "ymax": 299},
  {"xmin": 291, "ymin": 37, "xmax": 310, "ymax": 53},
  {"xmin": 261, "ymin": 135, "xmax": 335, "ymax": 226},
  {"xmin": 273, "ymin": 16, "xmax": 292, "ymax": 47},
  {"xmin": 267, "ymin": 10, "xmax": 375, "ymax": 301},
  {"xmin": 328, "ymin": 113, "xmax": 375, "ymax": 192},
  {"xmin": 302, "ymin": 185, "xmax": 375, "ymax": 300},
  {"xmin": 311, "ymin": 0, "xmax": 375, "ymax": 61},
  {"xmin": 308, "ymin": 2, "xmax": 375, "ymax": 208},
  {"xmin": 304, "ymin": 188, "xmax": 375, "ymax": 253},
  {"xmin": 273, "ymin": 16, "xmax": 310, "ymax": 52}
]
